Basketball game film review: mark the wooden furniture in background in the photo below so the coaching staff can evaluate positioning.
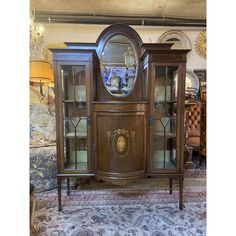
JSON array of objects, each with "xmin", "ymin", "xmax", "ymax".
[
  {"xmin": 50, "ymin": 24, "xmax": 190, "ymax": 211},
  {"xmin": 186, "ymin": 102, "xmax": 201, "ymax": 152},
  {"xmin": 194, "ymin": 69, "xmax": 206, "ymax": 165},
  {"xmin": 184, "ymin": 101, "xmax": 201, "ymax": 168},
  {"xmin": 184, "ymin": 103, "xmax": 194, "ymax": 169},
  {"xmin": 200, "ymin": 83, "xmax": 206, "ymax": 163}
]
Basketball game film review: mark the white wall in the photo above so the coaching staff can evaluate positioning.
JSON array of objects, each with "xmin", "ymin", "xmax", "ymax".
[{"xmin": 43, "ymin": 23, "xmax": 206, "ymax": 71}]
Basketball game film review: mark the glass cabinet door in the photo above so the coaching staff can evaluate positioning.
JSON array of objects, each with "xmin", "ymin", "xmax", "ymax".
[
  {"xmin": 60, "ymin": 64, "xmax": 89, "ymax": 171},
  {"xmin": 151, "ymin": 66, "xmax": 178, "ymax": 170}
]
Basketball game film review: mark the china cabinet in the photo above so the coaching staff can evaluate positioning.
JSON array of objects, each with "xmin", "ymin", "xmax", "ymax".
[
  {"xmin": 50, "ymin": 49, "xmax": 99, "ymax": 211},
  {"xmin": 51, "ymin": 24, "xmax": 190, "ymax": 211},
  {"xmin": 194, "ymin": 70, "xmax": 207, "ymax": 164},
  {"xmin": 140, "ymin": 44, "xmax": 189, "ymax": 209}
]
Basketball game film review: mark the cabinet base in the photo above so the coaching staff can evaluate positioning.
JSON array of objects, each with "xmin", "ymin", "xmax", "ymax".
[
  {"xmin": 56, "ymin": 174, "xmax": 184, "ymax": 211},
  {"xmin": 96, "ymin": 171, "xmax": 146, "ymax": 185}
]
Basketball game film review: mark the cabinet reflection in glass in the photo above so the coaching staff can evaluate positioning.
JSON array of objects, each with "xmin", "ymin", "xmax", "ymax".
[{"xmin": 101, "ymin": 35, "xmax": 137, "ymax": 97}]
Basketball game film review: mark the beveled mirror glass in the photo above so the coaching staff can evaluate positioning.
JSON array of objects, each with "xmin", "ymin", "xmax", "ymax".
[{"xmin": 101, "ymin": 35, "xmax": 137, "ymax": 97}]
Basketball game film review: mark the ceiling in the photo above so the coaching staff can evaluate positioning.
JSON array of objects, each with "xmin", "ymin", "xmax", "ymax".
[{"xmin": 31, "ymin": 0, "xmax": 206, "ymax": 27}]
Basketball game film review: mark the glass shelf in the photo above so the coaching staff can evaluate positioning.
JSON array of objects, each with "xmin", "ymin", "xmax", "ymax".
[
  {"xmin": 64, "ymin": 148, "xmax": 88, "ymax": 170},
  {"xmin": 153, "ymin": 160, "xmax": 176, "ymax": 169},
  {"xmin": 153, "ymin": 132, "xmax": 176, "ymax": 138},
  {"xmin": 65, "ymin": 162, "xmax": 87, "ymax": 170},
  {"xmin": 155, "ymin": 100, "xmax": 177, "ymax": 104},
  {"xmin": 64, "ymin": 131, "xmax": 87, "ymax": 138},
  {"xmin": 63, "ymin": 100, "xmax": 86, "ymax": 104}
]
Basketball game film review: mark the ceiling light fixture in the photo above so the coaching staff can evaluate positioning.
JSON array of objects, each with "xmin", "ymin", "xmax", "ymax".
[
  {"xmin": 30, "ymin": 8, "xmax": 45, "ymax": 60},
  {"xmin": 29, "ymin": 8, "xmax": 55, "ymax": 100}
]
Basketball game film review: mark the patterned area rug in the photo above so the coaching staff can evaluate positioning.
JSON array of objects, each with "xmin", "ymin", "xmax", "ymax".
[{"xmin": 32, "ymin": 169, "xmax": 206, "ymax": 236}]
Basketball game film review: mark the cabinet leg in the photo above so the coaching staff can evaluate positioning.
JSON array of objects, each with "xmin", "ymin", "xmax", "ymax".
[
  {"xmin": 57, "ymin": 177, "xmax": 62, "ymax": 212},
  {"xmin": 67, "ymin": 178, "xmax": 70, "ymax": 196},
  {"xmin": 199, "ymin": 154, "xmax": 206, "ymax": 166},
  {"xmin": 169, "ymin": 177, "xmax": 173, "ymax": 194},
  {"xmin": 179, "ymin": 176, "xmax": 184, "ymax": 210}
]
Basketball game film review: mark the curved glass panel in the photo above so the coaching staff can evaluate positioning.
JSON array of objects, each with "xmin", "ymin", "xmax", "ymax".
[{"xmin": 101, "ymin": 35, "xmax": 137, "ymax": 97}]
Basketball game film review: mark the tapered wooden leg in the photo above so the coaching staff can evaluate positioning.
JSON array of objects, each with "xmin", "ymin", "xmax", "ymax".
[
  {"xmin": 169, "ymin": 177, "xmax": 173, "ymax": 194},
  {"xmin": 199, "ymin": 154, "xmax": 206, "ymax": 166},
  {"xmin": 67, "ymin": 178, "xmax": 70, "ymax": 196},
  {"xmin": 57, "ymin": 176, "xmax": 62, "ymax": 212},
  {"xmin": 179, "ymin": 176, "xmax": 184, "ymax": 210}
]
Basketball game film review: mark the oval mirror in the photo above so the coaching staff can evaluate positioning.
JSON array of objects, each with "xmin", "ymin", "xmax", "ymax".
[{"xmin": 100, "ymin": 35, "xmax": 137, "ymax": 97}]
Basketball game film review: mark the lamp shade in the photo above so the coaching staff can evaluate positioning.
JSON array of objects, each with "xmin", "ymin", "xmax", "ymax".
[
  {"xmin": 30, "ymin": 61, "xmax": 51, "ymax": 83},
  {"xmin": 47, "ymin": 65, "xmax": 55, "ymax": 88},
  {"xmin": 50, "ymin": 65, "xmax": 54, "ymax": 82}
]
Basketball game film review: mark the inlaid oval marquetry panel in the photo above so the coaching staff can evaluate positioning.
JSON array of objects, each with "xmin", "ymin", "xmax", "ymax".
[
  {"xmin": 116, "ymin": 135, "xmax": 126, "ymax": 153},
  {"xmin": 107, "ymin": 128, "xmax": 135, "ymax": 158},
  {"xmin": 113, "ymin": 133, "xmax": 129, "ymax": 158}
]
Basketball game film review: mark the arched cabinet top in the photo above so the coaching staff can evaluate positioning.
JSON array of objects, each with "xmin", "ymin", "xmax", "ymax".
[
  {"xmin": 96, "ymin": 24, "xmax": 143, "ymax": 59},
  {"xmin": 96, "ymin": 24, "xmax": 143, "ymax": 98}
]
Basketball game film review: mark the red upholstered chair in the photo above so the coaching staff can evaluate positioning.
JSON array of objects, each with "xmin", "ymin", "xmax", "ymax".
[{"xmin": 187, "ymin": 102, "xmax": 201, "ymax": 151}]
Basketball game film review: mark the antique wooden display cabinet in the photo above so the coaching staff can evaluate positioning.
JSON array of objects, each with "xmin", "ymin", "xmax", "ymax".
[{"xmin": 50, "ymin": 24, "xmax": 190, "ymax": 211}]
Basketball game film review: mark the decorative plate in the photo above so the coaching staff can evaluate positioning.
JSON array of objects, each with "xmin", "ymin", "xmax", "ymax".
[
  {"xmin": 195, "ymin": 31, "xmax": 206, "ymax": 58},
  {"xmin": 158, "ymin": 30, "xmax": 191, "ymax": 50}
]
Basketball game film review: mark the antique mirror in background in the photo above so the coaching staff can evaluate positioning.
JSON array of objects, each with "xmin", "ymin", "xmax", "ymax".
[
  {"xmin": 185, "ymin": 70, "xmax": 200, "ymax": 99},
  {"xmin": 158, "ymin": 30, "xmax": 191, "ymax": 50},
  {"xmin": 100, "ymin": 35, "xmax": 137, "ymax": 97},
  {"xmin": 174, "ymin": 69, "xmax": 200, "ymax": 100}
]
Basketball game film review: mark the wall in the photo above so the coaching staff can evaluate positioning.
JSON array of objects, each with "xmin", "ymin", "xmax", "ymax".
[{"xmin": 42, "ymin": 23, "xmax": 206, "ymax": 70}]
